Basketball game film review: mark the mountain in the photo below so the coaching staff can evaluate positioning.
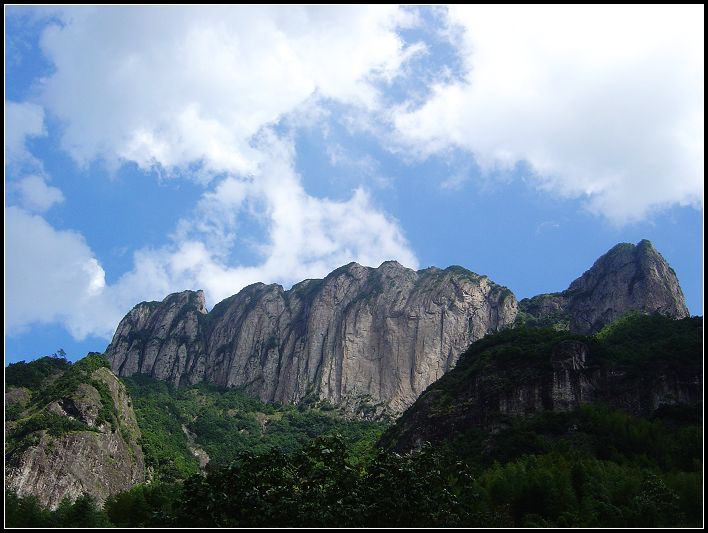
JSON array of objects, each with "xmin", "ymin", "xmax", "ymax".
[
  {"xmin": 107, "ymin": 262, "xmax": 517, "ymax": 416},
  {"xmin": 380, "ymin": 313, "xmax": 702, "ymax": 453},
  {"xmin": 517, "ymin": 239, "xmax": 689, "ymax": 332},
  {"xmin": 105, "ymin": 240, "xmax": 689, "ymax": 416},
  {"xmin": 5, "ymin": 355, "xmax": 145, "ymax": 510},
  {"xmin": 3, "ymin": 240, "xmax": 700, "ymax": 527},
  {"xmin": 6, "ymin": 315, "xmax": 702, "ymax": 527}
]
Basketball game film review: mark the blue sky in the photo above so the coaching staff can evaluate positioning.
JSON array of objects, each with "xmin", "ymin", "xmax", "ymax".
[{"xmin": 5, "ymin": 6, "xmax": 704, "ymax": 364}]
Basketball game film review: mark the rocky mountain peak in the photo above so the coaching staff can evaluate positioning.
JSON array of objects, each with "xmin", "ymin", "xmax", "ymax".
[
  {"xmin": 378, "ymin": 260, "xmax": 406, "ymax": 272},
  {"xmin": 568, "ymin": 239, "xmax": 660, "ymax": 292},
  {"xmin": 519, "ymin": 239, "xmax": 689, "ymax": 333}
]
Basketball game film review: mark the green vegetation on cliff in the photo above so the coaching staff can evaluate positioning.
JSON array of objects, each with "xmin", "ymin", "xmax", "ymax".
[
  {"xmin": 5, "ymin": 353, "xmax": 117, "ymax": 453},
  {"xmin": 384, "ymin": 313, "xmax": 701, "ymax": 440},
  {"xmin": 6, "ymin": 352, "xmax": 112, "ymax": 410},
  {"xmin": 5, "ymin": 355, "xmax": 71, "ymax": 390},
  {"xmin": 375, "ymin": 314, "xmax": 703, "ymax": 526},
  {"xmin": 123, "ymin": 375, "xmax": 388, "ymax": 481}
]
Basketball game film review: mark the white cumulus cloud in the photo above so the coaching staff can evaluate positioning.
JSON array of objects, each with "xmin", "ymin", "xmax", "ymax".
[
  {"xmin": 393, "ymin": 5, "xmax": 704, "ymax": 223},
  {"xmin": 6, "ymin": 207, "xmax": 113, "ymax": 339},
  {"xmin": 5, "ymin": 101, "xmax": 46, "ymax": 169},
  {"xmin": 7, "ymin": 5, "xmax": 423, "ymax": 340},
  {"xmin": 39, "ymin": 5, "xmax": 417, "ymax": 177},
  {"xmin": 14, "ymin": 175, "xmax": 65, "ymax": 213}
]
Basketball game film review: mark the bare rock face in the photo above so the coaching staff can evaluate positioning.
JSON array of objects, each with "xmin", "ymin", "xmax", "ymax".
[
  {"xmin": 5, "ymin": 367, "xmax": 145, "ymax": 510},
  {"xmin": 107, "ymin": 290, "xmax": 208, "ymax": 387},
  {"xmin": 518, "ymin": 240, "xmax": 689, "ymax": 333},
  {"xmin": 107, "ymin": 263, "xmax": 517, "ymax": 416},
  {"xmin": 105, "ymin": 240, "xmax": 690, "ymax": 416}
]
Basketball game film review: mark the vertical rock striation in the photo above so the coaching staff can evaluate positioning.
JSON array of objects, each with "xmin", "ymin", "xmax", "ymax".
[
  {"xmin": 105, "ymin": 240, "xmax": 690, "ymax": 416},
  {"xmin": 107, "ymin": 263, "xmax": 517, "ymax": 416}
]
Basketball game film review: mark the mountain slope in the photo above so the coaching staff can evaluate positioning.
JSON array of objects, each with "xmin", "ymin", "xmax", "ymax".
[
  {"xmin": 5, "ymin": 355, "xmax": 145, "ymax": 510},
  {"xmin": 380, "ymin": 313, "xmax": 702, "ymax": 453},
  {"xmin": 122, "ymin": 374, "xmax": 387, "ymax": 482}
]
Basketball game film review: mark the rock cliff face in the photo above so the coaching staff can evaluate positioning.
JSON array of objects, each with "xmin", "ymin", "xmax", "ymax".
[
  {"xmin": 106, "ymin": 290, "xmax": 208, "ymax": 386},
  {"xmin": 518, "ymin": 240, "xmax": 689, "ymax": 332},
  {"xmin": 5, "ymin": 366, "xmax": 145, "ymax": 510},
  {"xmin": 106, "ymin": 240, "xmax": 690, "ymax": 416},
  {"xmin": 107, "ymin": 263, "xmax": 517, "ymax": 416}
]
